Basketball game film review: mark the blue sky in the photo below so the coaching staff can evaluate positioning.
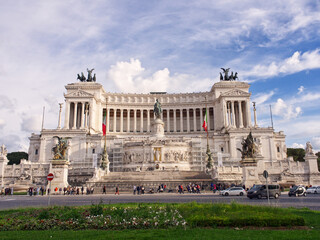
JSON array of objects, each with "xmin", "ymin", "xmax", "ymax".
[{"xmin": 0, "ymin": 1, "xmax": 320, "ymax": 152}]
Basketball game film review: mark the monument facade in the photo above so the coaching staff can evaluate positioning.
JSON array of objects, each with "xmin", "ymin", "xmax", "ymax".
[{"xmin": 0, "ymin": 69, "xmax": 319, "ymax": 191}]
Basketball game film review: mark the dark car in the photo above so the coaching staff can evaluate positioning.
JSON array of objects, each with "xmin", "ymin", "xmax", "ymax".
[
  {"xmin": 288, "ymin": 185, "xmax": 306, "ymax": 197},
  {"xmin": 247, "ymin": 184, "xmax": 281, "ymax": 199}
]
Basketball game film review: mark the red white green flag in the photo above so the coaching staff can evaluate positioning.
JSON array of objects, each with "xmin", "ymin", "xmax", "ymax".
[
  {"xmin": 202, "ymin": 109, "xmax": 208, "ymax": 132},
  {"xmin": 102, "ymin": 111, "xmax": 107, "ymax": 136}
]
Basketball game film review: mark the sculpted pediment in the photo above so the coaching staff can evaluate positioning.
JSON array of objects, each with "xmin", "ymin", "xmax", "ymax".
[
  {"xmin": 221, "ymin": 89, "xmax": 250, "ymax": 97},
  {"xmin": 64, "ymin": 90, "xmax": 94, "ymax": 98}
]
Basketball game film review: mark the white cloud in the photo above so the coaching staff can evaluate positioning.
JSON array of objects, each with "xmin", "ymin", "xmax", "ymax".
[
  {"xmin": 252, "ymin": 90, "xmax": 275, "ymax": 105},
  {"xmin": 311, "ymin": 137, "xmax": 320, "ymax": 152},
  {"xmin": 0, "ymin": 119, "xmax": 5, "ymax": 129},
  {"xmin": 290, "ymin": 143, "xmax": 305, "ymax": 149},
  {"xmin": 20, "ymin": 115, "xmax": 42, "ymax": 133},
  {"xmin": 245, "ymin": 49, "xmax": 320, "ymax": 79},
  {"xmin": 273, "ymin": 98, "xmax": 302, "ymax": 119},
  {"xmin": 108, "ymin": 59, "xmax": 212, "ymax": 93},
  {"xmin": 298, "ymin": 86, "xmax": 305, "ymax": 94}
]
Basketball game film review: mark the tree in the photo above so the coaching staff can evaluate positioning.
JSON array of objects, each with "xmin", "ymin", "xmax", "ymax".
[
  {"xmin": 7, "ymin": 152, "xmax": 28, "ymax": 165},
  {"xmin": 287, "ymin": 148, "xmax": 305, "ymax": 162}
]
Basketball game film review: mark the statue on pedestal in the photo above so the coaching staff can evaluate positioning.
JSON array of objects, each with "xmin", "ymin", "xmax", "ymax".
[
  {"xmin": 52, "ymin": 136, "xmax": 70, "ymax": 160},
  {"xmin": 0, "ymin": 144, "xmax": 7, "ymax": 157},
  {"xmin": 237, "ymin": 132, "xmax": 257, "ymax": 160},
  {"xmin": 154, "ymin": 99, "xmax": 162, "ymax": 119},
  {"xmin": 306, "ymin": 141, "xmax": 314, "ymax": 155}
]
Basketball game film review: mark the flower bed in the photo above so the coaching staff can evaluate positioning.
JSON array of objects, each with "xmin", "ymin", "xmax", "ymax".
[{"xmin": 0, "ymin": 202, "xmax": 305, "ymax": 231}]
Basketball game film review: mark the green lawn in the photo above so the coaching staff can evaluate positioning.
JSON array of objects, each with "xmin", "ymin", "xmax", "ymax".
[
  {"xmin": 0, "ymin": 203, "xmax": 319, "ymax": 239},
  {"xmin": 0, "ymin": 229, "xmax": 319, "ymax": 240}
]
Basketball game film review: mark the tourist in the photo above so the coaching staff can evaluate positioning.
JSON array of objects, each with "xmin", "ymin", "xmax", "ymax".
[
  {"xmin": 137, "ymin": 186, "xmax": 140, "ymax": 195},
  {"xmin": 76, "ymin": 188, "xmax": 79, "ymax": 195},
  {"xmin": 141, "ymin": 186, "xmax": 145, "ymax": 194},
  {"xmin": 115, "ymin": 186, "xmax": 119, "ymax": 195},
  {"xmin": 133, "ymin": 185, "xmax": 136, "ymax": 195},
  {"xmin": 103, "ymin": 185, "xmax": 106, "ymax": 194},
  {"xmin": 81, "ymin": 186, "xmax": 84, "ymax": 195}
]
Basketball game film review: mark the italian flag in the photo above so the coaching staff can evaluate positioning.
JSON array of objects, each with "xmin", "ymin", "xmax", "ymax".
[
  {"xmin": 102, "ymin": 111, "xmax": 107, "ymax": 136},
  {"xmin": 202, "ymin": 109, "xmax": 208, "ymax": 132}
]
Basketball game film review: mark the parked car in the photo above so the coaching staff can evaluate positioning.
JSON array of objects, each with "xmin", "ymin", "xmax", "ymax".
[
  {"xmin": 306, "ymin": 186, "xmax": 320, "ymax": 194},
  {"xmin": 288, "ymin": 185, "xmax": 307, "ymax": 197},
  {"xmin": 247, "ymin": 184, "xmax": 281, "ymax": 199},
  {"xmin": 220, "ymin": 187, "xmax": 246, "ymax": 196}
]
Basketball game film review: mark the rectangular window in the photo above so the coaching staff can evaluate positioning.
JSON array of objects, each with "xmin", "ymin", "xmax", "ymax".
[
  {"xmin": 35, "ymin": 149, "xmax": 38, "ymax": 155},
  {"xmin": 92, "ymin": 149, "xmax": 95, "ymax": 154}
]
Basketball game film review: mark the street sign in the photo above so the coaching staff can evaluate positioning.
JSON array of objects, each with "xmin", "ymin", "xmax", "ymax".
[
  {"xmin": 263, "ymin": 170, "xmax": 269, "ymax": 179},
  {"xmin": 47, "ymin": 173, "xmax": 54, "ymax": 181}
]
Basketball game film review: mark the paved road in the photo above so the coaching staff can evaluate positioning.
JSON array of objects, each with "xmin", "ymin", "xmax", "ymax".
[{"xmin": 1, "ymin": 193, "xmax": 320, "ymax": 211}]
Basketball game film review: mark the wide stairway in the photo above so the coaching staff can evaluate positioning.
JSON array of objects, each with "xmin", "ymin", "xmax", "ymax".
[{"xmin": 88, "ymin": 170, "xmax": 213, "ymax": 193}]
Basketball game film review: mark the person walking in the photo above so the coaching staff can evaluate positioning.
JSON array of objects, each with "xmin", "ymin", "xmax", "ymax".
[
  {"xmin": 133, "ymin": 185, "xmax": 136, "ymax": 195},
  {"xmin": 103, "ymin": 185, "xmax": 106, "ymax": 194},
  {"xmin": 115, "ymin": 186, "xmax": 120, "ymax": 195}
]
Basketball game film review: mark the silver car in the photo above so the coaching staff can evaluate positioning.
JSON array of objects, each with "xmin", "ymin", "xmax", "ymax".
[
  {"xmin": 306, "ymin": 186, "xmax": 320, "ymax": 194},
  {"xmin": 220, "ymin": 187, "xmax": 246, "ymax": 196}
]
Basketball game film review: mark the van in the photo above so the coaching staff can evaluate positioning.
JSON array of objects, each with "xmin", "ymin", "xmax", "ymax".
[{"xmin": 247, "ymin": 184, "xmax": 281, "ymax": 199}]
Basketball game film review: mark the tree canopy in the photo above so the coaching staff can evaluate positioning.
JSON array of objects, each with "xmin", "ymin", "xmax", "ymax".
[
  {"xmin": 7, "ymin": 152, "xmax": 28, "ymax": 165},
  {"xmin": 287, "ymin": 148, "xmax": 305, "ymax": 162}
]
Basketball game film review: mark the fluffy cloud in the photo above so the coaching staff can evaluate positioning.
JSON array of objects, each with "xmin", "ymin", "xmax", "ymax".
[
  {"xmin": 290, "ymin": 143, "xmax": 305, "ymax": 149},
  {"xmin": 252, "ymin": 90, "xmax": 275, "ymax": 105},
  {"xmin": 21, "ymin": 115, "xmax": 42, "ymax": 133},
  {"xmin": 246, "ymin": 49, "xmax": 320, "ymax": 79},
  {"xmin": 0, "ymin": 119, "xmax": 5, "ymax": 129},
  {"xmin": 298, "ymin": 86, "xmax": 305, "ymax": 94},
  {"xmin": 108, "ymin": 59, "xmax": 212, "ymax": 93},
  {"xmin": 273, "ymin": 98, "xmax": 302, "ymax": 119},
  {"xmin": 0, "ymin": 134, "xmax": 21, "ymax": 152},
  {"xmin": 311, "ymin": 137, "xmax": 320, "ymax": 151}
]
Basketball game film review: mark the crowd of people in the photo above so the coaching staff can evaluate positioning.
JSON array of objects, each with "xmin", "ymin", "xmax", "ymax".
[{"xmin": 1, "ymin": 182, "xmax": 250, "ymax": 196}]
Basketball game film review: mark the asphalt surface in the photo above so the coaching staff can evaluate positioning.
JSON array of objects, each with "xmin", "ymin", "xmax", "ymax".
[{"xmin": 1, "ymin": 192, "xmax": 320, "ymax": 211}]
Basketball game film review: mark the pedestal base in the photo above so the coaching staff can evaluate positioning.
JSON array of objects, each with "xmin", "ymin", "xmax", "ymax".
[
  {"xmin": 152, "ymin": 118, "xmax": 164, "ymax": 137},
  {"xmin": 48, "ymin": 160, "xmax": 69, "ymax": 194},
  {"xmin": 241, "ymin": 158, "xmax": 259, "ymax": 189}
]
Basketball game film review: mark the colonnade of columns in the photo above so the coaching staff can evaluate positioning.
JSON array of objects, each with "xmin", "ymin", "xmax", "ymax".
[
  {"xmin": 106, "ymin": 107, "xmax": 214, "ymax": 133},
  {"xmin": 64, "ymin": 101, "xmax": 90, "ymax": 129},
  {"xmin": 224, "ymin": 100, "xmax": 249, "ymax": 128}
]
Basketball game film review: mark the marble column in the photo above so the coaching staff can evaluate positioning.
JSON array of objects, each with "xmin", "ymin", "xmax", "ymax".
[
  {"xmin": 246, "ymin": 100, "xmax": 251, "ymax": 127},
  {"xmin": 180, "ymin": 109, "xmax": 183, "ymax": 132},
  {"xmin": 173, "ymin": 109, "xmax": 177, "ymax": 132},
  {"xmin": 253, "ymin": 102, "xmax": 258, "ymax": 128},
  {"xmin": 84, "ymin": 104, "xmax": 88, "ymax": 129},
  {"xmin": 193, "ymin": 108, "xmax": 197, "ymax": 131},
  {"xmin": 187, "ymin": 109, "xmax": 190, "ymax": 132},
  {"xmin": 113, "ymin": 108, "xmax": 117, "ymax": 133},
  {"xmin": 140, "ymin": 109, "xmax": 144, "ymax": 132},
  {"xmin": 200, "ymin": 108, "xmax": 203, "ymax": 131},
  {"xmin": 134, "ymin": 109, "xmax": 137, "ymax": 132},
  {"xmin": 120, "ymin": 109, "xmax": 123, "ymax": 132},
  {"xmin": 223, "ymin": 100, "xmax": 228, "ymax": 127},
  {"xmin": 127, "ymin": 109, "xmax": 130, "ymax": 132},
  {"xmin": 147, "ymin": 109, "xmax": 150, "ymax": 132},
  {"xmin": 106, "ymin": 108, "xmax": 110, "ymax": 132},
  {"xmin": 72, "ymin": 102, "xmax": 78, "ymax": 129},
  {"xmin": 239, "ymin": 101, "xmax": 244, "ymax": 128},
  {"xmin": 231, "ymin": 101, "xmax": 236, "ymax": 128},
  {"xmin": 166, "ymin": 109, "xmax": 170, "ymax": 132},
  {"xmin": 58, "ymin": 103, "xmax": 63, "ymax": 129},
  {"xmin": 81, "ymin": 102, "xmax": 85, "ymax": 128},
  {"xmin": 89, "ymin": 102, "xmax": 93, "ymax": 129},
  {"xmin": 64, "ymin": 100, "xmax": 70, "ymax": 129},
  {"xmin": 206, "ymin": 107, "xmax": 210, "ymax": 131}
]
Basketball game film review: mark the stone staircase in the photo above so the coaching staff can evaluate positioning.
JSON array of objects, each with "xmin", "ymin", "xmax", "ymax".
[{"xmin": 87, "ymin": 170, "xmax": 213, "ymax": 193}]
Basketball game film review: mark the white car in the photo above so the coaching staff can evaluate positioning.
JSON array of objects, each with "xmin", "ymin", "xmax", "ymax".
[
  {"xmin": 306, "ymin": 186, "xmax": 320, "ymax": 194},
  {"xmin": 220, "ymin": 187, "xmax": 246, "ymax": 196}
]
